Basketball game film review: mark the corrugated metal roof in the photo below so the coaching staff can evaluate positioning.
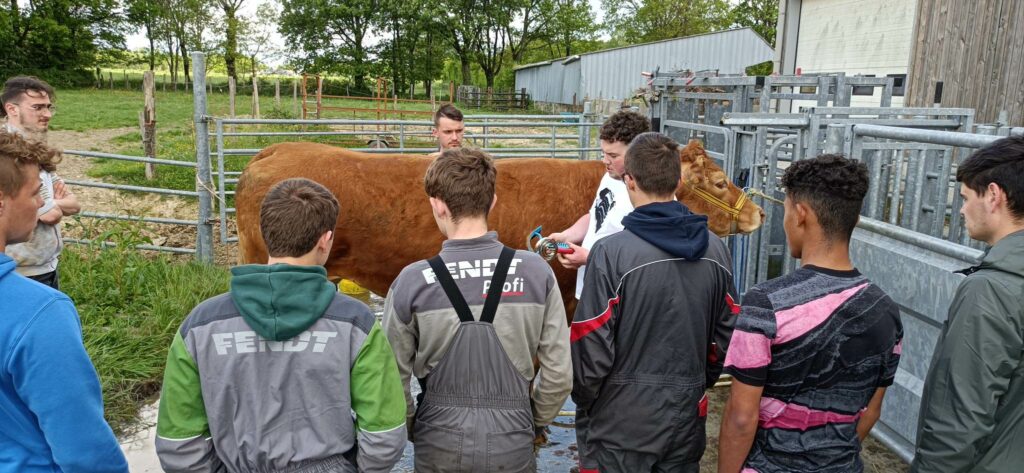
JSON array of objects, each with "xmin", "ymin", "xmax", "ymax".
[{"xmin": 515, "ymin": 28, "xmax": 774, "ymax": 105}]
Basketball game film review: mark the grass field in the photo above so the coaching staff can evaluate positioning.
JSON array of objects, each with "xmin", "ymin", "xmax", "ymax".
[
  {"xmin": 61, "ymin": 239, "xmax": 230, "ymax": 435},
  {"xmin": 55, "ymin": 86, "xmax": 541, "ymax": 195}
]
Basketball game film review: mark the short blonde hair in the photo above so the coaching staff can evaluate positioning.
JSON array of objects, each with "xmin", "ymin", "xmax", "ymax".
[{"xmin": 0, "ymin": 132, "xmax": 60, "ymax": 196}]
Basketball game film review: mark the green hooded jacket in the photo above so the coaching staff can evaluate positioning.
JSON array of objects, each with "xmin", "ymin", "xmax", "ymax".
[
  {"xmin": 229, "ymin": 264, "xmax": 338, "ymax": 340},
  {"xmin": 912, "ymin": 230, "xmax": 1024, "ymax": 473}
]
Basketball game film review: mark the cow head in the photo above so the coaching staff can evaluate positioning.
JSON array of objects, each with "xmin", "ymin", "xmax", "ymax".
[{"xmin": 677, "ymin": 139, "xmax": 765, "ymax": 236}]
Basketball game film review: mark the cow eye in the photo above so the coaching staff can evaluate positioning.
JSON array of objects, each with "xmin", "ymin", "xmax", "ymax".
[{"xmin": 715, "ymin": 181, "xmax": 727, "ymax": 189}]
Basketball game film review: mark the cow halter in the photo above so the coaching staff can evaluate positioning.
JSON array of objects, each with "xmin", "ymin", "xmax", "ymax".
[{"xmin": 685, "ymin": 156, "xmax": 750, "ymax": 235}]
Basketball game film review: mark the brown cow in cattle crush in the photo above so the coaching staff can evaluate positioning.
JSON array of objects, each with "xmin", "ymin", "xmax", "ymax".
[{"xmin": 235, "ymin": 140, "xmax": 764, "ymax": 317}]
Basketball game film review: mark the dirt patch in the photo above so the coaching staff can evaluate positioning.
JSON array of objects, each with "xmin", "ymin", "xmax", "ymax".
[{"xmin": 45, "ymin": 128, "xmax": 240, "ymax": 261}]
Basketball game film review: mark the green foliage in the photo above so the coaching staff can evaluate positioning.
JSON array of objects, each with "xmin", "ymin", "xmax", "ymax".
[
  {"xmin": 745, "ymin": 60, "xmax": 773, "ymax": 76},
  {"xmin": 602, "ymin": 0, "xmax": 732, "ymax": 44},
  {"xmin": 547, "ymin": 0, "xmax": 601, "ymax": 58},
  {"xmin": 279, "ymin": 0, "xmax": 377, "ymax": 93},
  {"xmin": 60, "ymin": 224, "xmax": 229, "ymax": 434},
  {"xmin": 0, "ymin": 0, "xmax": 125, "ymax": 85},
  {"xmin": 730, "ymin": 0, "xmax": 779, "ymax": 47}
]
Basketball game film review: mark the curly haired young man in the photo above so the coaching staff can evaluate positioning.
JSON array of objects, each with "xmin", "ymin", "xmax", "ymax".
[{"xmin": 718, "ymin": 154, "xmax": 903, "ymax": 473}]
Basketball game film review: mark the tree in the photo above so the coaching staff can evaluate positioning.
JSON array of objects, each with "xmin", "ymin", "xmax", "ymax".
[
  {"xmin": 158, "ymin": 0, "xmax": 213, "ymax": 84},
  {"xmin": 436, "ymin": 0, "xmax": 484, "ymax": 86},
  {"xmin": 730, "ymin": 0, "xmax": 778, "ymax": 47},
  {"xmin": 218, "ymin": 0, "xmax": 245, "ymax": 81},
  {"xmin": 730, "ymin": 0, "xmax": 777, "ymax": 75},
  {"xmin": 376, "ymin": 0, "xmax": 447, "ymax": 97},
  {"xmin": 602, "ymin": 0, "xmax": 732, "ymax": 43},
  {"xmin": 126, "ymin": 0, "xmax": 166, "ymax": 70},
  {"xmin": 237, "ymin": 2, "xmax": 280, "ymax": 78},
  {"xmin": 548, "ymin": 0, "xmax": 599, "ymax": 57},
  {"xmin": 0, "ymin": 0, "xmax": 125, "ymax": 84},
  {"xmin": 279, "ymin": 0, "xmax": 376, "ymax": 93}
]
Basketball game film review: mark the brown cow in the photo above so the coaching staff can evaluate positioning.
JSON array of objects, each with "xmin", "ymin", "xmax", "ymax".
[{"xmin": 235, "ymin": 140, "xmax": 764, "ymax": 317}]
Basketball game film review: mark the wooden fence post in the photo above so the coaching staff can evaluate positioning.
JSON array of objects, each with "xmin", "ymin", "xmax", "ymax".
[
  {"xmin": 141, "ymin": 71, "xmax": 157, "ymax": 180},
  {"xmin": 124, "ymin": 70, "xmax": 129, "ymax": 90},
  {"xmin": 274, "ymin": 78, "xmax": 281, "ymax": 109},
  {"xmin": 316, "ymin": 76, "xmax": 323, "ymax": 119},
  {"xmin": 301, "ymin": 75, "xmax": 308, "ymax": 119},
  {"xmin": 251, "ymin": 75, "xmax": 261, "ymax": 119},
  {"xmin": 109, "ymin": 72, "xmax": 114, "ymax": 90},
  {"xmin": 293, "ymin": 79, "xmax": 298, "ymax": 117},
  {"xmin": 228, "ymin": 77, "xmax": 236, "ymax": 132}
]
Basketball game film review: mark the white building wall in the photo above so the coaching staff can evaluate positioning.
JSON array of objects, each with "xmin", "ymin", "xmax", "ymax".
[{"xmin": 794, "ymin": 0, "xmax": 917, "ymax": 108}]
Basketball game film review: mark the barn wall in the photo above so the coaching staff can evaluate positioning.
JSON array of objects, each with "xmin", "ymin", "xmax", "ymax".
[
  {"xmin": 793, "ymin": 0, "xmax": 917, "ymax": 108},
  {"xmin": 905, "ymin": 0, "xmax": 1024, "ymax": 125}
]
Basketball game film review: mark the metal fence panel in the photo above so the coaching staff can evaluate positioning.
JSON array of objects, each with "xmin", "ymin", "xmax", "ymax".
[{"xmin": 849, "ymin": 219, "xmax": 983, "ymax": 462}]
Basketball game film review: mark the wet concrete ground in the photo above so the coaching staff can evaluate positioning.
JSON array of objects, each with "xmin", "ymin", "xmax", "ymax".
[{"xmin": 361, "ymin": 292, "xmax": 908, "ymax": 472}]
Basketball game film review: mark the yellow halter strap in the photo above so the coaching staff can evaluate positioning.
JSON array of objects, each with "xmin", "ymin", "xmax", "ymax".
[{"xmin": 691, "ymin": 185, "xmax": 746, "ymax": 220}]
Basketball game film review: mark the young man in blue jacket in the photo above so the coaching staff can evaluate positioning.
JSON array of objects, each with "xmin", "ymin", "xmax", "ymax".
[{"xmin": 0, "ymin": 132, "xmax": 128, "ymax": 472}]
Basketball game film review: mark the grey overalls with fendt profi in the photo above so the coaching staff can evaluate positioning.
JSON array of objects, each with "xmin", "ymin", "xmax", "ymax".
[{"xmin": 414, "ymin": 246, "xmax": 536, "ymax": 472}]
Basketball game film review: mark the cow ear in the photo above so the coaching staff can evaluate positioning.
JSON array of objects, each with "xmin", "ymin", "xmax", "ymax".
[{"xmin": 679, "ymin": 139, "xmax": 703, "ymax": 163}]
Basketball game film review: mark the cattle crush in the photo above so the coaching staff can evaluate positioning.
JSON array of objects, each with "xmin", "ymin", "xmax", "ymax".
[{"xmin": 66, "ymin": 53, "xmax": 1024, "ymax": 465}]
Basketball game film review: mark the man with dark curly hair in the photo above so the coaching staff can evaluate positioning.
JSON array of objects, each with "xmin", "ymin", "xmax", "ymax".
[
  {"xmin": 548, "ymin": 110, "xmax": 650, "ymax": 300},
  {"xmin": 718, "ymin": 154, "xmax": 903, "ymax": 473}
]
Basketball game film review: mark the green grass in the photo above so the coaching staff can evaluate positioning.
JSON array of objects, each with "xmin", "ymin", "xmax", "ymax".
[
  {"xmin": 51, "ymin": 85, "xmax": 538, "ymax": 132},
  {"xmin": 61, "ymin": 241, "xmax": 230, "ymax": 435}
]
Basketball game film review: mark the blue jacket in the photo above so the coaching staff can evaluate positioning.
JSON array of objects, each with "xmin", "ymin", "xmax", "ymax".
[{"xmin": 0, "ymin": 253, "xmax": 127, "ymax": 472}]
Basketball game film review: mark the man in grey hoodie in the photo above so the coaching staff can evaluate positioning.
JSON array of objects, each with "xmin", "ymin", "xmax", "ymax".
[{"xmin": 156, "ymin": 178, "xmax": 407, "ymax": 473}]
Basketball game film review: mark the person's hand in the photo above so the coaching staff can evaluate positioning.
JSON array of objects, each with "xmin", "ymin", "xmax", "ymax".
[
  {"xmin": 53, "ymin": 179, "xmax": 67, "ymax": 199},
  {"xmin": 533, "ymin": 425, "xmax": 549, "ymax": 453},
  {"xmin": 555, "ymin": 243, "xmax": 587, "ymax": 269},
  {"xmin": 547, "ymin": 232, "xmax": 568, "ymax": 243}
]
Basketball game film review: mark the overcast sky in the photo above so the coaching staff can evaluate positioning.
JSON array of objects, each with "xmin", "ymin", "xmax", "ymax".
[{"xmin": 125, "ymin": 0, "xmax": 609, "ymax": 66}]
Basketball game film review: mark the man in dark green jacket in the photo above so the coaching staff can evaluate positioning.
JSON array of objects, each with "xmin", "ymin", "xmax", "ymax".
[{"xmin": 912, "ymin": 135, "xmax": 1024, "ymax": 473}]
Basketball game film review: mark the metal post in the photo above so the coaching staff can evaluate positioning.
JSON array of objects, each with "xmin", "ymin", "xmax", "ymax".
[
  {"xmin": 217, "ymin": 119, "xmax": 227, "ymax": 244},
  {"xmin": 550, "ymin": 125, "xmax": 557, "ymax": 158},
  {"xmin": 825, "ymin": 123, "xmax": 844, "ymax": 154},
  {"xmin": 483, "ymin": 118, "xmax": 489, "ymax": 149},
  {"xmin": 579, "ymin": 101, "xmax": 591, "ymax": 160},
  {"xmin": 192, "ymin": 52, "xmax": 214, "ymax": 263}
]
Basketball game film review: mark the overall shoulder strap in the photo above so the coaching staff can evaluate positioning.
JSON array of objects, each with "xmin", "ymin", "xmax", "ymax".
[
  {"xmin": 480, "ymin": 247, "xmax": 516, "ymax": 324},
  {"xmin": 427, "ymin": 255, "xmax": 475, "ymax": 323}
]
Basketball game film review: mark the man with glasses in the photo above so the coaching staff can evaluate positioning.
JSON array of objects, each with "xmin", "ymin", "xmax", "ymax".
[{"xmin": 1, "ymin": 76, "xmax": 79, "ymax": 289}]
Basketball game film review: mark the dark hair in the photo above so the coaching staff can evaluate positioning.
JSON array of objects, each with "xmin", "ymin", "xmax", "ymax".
[
  {"xmin": 433, "ymin": 103, "xmax": 463, "ymax": 126},
  {"xmin": 259, "ymin": 178, "xmax": 339, "ymax": 258},
  {"xmin": 0, "ymin": 132, "xmax": 61, "ymax": 196},
  {"xmin": 599, "ymin": 110, "xmax": 650, "ymax": 145},
  {"xmin": 781, "ymin": 154, "xmax": 868, "ymax": 242},
  {"xmin": 1, "ymin": 76, "xmax": 55, "ymax": 118},
  {"xmin": 956, "ymin": 135, "xmax": 1024, "ymax": 219},
  {"xmin": 625, "ymin": 132, "xmax": 680, "ymax": 196},
  {"xmin": 424, "ymin": 147, "xmax": 496, "ymax": 223}
]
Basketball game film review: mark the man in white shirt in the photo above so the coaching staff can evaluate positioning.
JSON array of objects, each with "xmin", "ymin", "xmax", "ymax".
[
  {"xmin": 1, "ymin": 76, "xmax": 80, "ymax": 289},
  {"xmin": 548, "ymin": 110, "xmax": 651, "ymax": 299}
]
